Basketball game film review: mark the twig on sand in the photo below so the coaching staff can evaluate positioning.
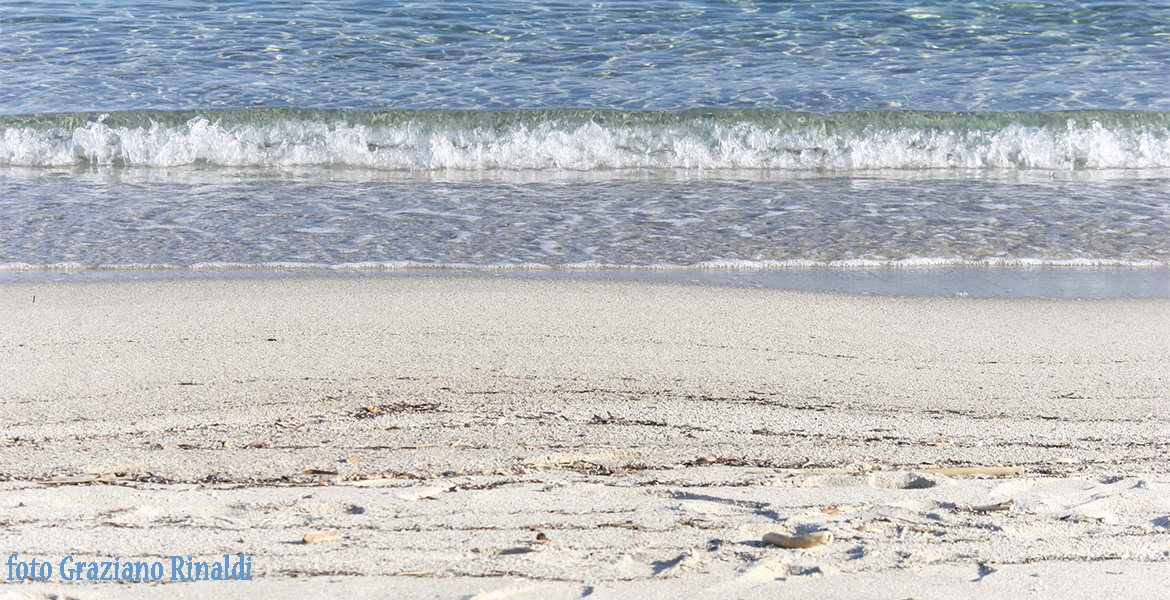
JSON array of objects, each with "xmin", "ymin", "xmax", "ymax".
[{"xmin": 920, "ymin": 466, "xmax": 1024, "ymax": 477}]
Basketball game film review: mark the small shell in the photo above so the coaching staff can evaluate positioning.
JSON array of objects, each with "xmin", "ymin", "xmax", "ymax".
[{"xmin": 762, "ymin": 530, "xmax": 833, "ymax": 549}]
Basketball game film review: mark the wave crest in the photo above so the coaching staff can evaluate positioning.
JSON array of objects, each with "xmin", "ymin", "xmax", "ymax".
[{"xmin": 2, "ymin": 109, "xmax": 1167, "ymax": 171}]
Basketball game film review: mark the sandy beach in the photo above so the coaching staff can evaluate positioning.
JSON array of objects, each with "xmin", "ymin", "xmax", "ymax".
[{"xmin": 2, "ymin": 275, "xmax": 1169, "ymax": 598}]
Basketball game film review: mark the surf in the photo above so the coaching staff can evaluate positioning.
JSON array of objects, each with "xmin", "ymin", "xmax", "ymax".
[{"xmin": 2, "ymin": 108, "xmax": 1167, "ymax": 171}]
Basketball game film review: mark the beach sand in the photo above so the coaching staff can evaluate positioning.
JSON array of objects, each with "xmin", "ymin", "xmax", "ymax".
[{"xmin": 2, "ymin": 276, "xmax": 1168, "ymax": 598}]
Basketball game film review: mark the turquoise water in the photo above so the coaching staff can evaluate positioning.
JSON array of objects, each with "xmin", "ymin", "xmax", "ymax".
[
  {"xmin": 3, "ymin": 1, "xmax": 1167, "ymax": 112},
  {"xmin": 0, "ymin": 1, "xmax": 1168, "ymax": 291}
]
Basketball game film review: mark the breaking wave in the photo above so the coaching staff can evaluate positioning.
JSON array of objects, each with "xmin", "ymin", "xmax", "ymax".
[{"xmin": 1, "ymin": 108, "xmax": 1167, "ymax": 171}]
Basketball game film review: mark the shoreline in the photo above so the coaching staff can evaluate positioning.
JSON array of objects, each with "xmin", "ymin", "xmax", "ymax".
[
  {"xmin": 2, "ymin": 265, "xmax": 1169, "ymax": 299},
  {"xmin": 2, "ymin": 276, "xmax": 1168, "ymax": 597}
]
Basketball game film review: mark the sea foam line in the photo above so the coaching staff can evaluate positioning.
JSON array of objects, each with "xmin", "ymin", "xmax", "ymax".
[
  {"xmin": 2, "ymin": 109, "xmax": 1167, "ymax": 171},
  {"xmin": 2, "ymin": 257, "xmax": 1166, "ymax": 273}
]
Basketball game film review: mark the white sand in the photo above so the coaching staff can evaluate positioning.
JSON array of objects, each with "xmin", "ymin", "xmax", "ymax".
[{"xmin": 1, "ymin": 276, "xmax": 1168, "ymax": 598}]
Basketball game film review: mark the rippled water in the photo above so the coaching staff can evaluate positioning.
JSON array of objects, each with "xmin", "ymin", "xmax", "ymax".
[
  {"xmin": 0, "ymin": 1, "xmax": 1168, "ymax": 291},
  {"xmin": 2, "ymin": 1, "xmax": 1167, "ymax": 113},
  {"xmin": 4, "ymin": 170, "xmax": 1167, "ymax": 270}
]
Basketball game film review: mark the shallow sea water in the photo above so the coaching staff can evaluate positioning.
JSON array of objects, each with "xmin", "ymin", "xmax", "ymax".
[
  {"xmin": 1, "ymin": 1, "xmax": 1167, "ymax": 296},
  {"xmin": 3, "ymin": 1, "xmax": 1167, "ymax": 113}
]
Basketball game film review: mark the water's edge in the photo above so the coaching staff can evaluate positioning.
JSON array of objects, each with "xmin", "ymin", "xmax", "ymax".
[{"xmin": 4, "ymin": 266, "xmax": 1167, "ymax": 300}]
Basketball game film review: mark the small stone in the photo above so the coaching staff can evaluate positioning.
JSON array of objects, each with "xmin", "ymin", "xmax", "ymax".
[
  {"xmin": 303, "ymin": 531, "xmax": 339, "ymax": 544},
  {"xmin": 762, "ymin": 530, "xmax": 833, "ymax": 549}
]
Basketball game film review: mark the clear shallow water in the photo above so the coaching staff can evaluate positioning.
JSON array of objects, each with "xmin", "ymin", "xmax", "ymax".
[
  {"xmin": 2, "ymin": 1, "xmax": 1167, "ymax": 113},
  {"xmin": 1, "ymin": 1, "xmax": 1168, "ymax": 296},
  {"xmin": 3, "ymin": 170, "xmax": 1167, "ymax": 269}
]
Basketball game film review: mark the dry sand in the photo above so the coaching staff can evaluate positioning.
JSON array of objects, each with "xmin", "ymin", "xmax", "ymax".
[{"xmin": 1, "ymin": 275, "xmax": 1168, "ymax": 598}]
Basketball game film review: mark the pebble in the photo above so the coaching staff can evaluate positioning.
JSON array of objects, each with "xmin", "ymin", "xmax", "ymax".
[{"xmin": 763, "ymin": 530, "xmax": 832, "ymax": 549}]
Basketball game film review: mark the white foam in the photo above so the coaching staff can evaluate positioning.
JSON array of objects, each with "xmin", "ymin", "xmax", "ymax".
[
  {"xmin": 2, "ymin": 115, "xmax": 1167, "ymax": 171},
  {"xmin": 5, "ymin": 257, "xmax": 1163, "ymax": 273}
]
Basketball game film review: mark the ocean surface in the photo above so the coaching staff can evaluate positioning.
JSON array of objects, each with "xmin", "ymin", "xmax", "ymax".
[{"xmin": 1, "ymin": 1, "xmax": 1168, "ymax": 296}]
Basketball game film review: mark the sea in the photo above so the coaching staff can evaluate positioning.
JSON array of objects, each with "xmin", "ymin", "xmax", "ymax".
[{"xmin": 1, "ymin": 1, "xmax": 1168, "ymax": 297}]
